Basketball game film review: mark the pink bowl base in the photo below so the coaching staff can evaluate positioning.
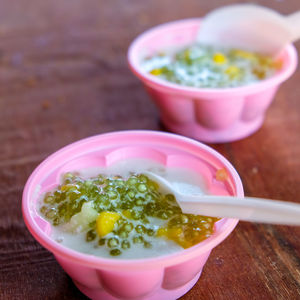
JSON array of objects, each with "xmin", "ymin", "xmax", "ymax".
[
  {"xmin": 162, "ymin": 113, "xmax": 264, "ymax": 143},
  {"xmin": 22, "ymin": 131, "xmax": 243, "ymax": 299},
  {"xmin": 146, "ymin": 84, "xmax": 278, "ymax": 142},
  {"xmin": 74, "ymin": 271, "xmax": 201, "ymax": 300},
  {"xmin": 55, "ymin": 242, "xmax": 211, "ymax": 299}
]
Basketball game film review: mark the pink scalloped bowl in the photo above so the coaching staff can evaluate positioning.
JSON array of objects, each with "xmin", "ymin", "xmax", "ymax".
[
  {"xmin": 22, "ymin": 130, "xmax": 243, "ymax": 299},
  {"xmin": 128, "ymin": 19, "xmax": 298, "ymax": 143}
]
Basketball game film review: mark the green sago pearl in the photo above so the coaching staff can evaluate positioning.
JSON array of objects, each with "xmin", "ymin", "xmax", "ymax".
[
  {"xmin": 108, "ymin": 237, "xmax": 119, "ymax": 248},
  {"xmin": 166, "ymin": 209, "xmax": 174, "ymax": 217},
  {"xmin": 138, "ymin": 174, "xmax": 148, "ymax": 183},
  {"xmin": 131, "ymin": 210, "xmax": 141, "ymax": 220},
  {"xmin": 119, "ymin": 231, "xmax": 129, "ymax": 239},
  {"xmin": 144, "ymin": 241, "xmax": 152, "ymax": 249},
  {"xmin": 135, "ymin": 198, "xmax": 143, "ymax": 206},
  {"xmin": 46, "ymin": 208, "xmax": 56, "ymax": 219},
  {"xmin": 110, "ymin": 249, "xmax": 122, "ymax": 256},
  {"xmin": 147, "ymin": 228, "xmax": 155, "ymax": 236},
  {"xmin": 104, "ymin": 185, "xmax": 115, "ymax": 192},
  {"xmin": 44, "ymin": 196, "xmax": 54, "ymax": 204},
  {"xmin": 40, "ymin": 206, "xmax": 47, "ymax": 215},
  {"xmin": 146, "ymin": 202, "xmax": 156, "ymax": 211},
  {"xmin": 137, "ymin": 183, "xmax": 147, "ymax": 193},
  {"xmin": 98, "ymin": 194, "xmax": 109, "ymax": 203},
  {"xmin": 52, "ymin": 217, "xmax": 60, "ymax": 226},
  {"xmin": 84, "ymin": 180, "xmax": 92, "ymax": 187},
  {"xmin": 135, "ymin": 225, "xmax": 146, "ymax": 234},
  {"xmin": 89, "ymin": 221, "xmax": 96, "ymax": 228},
  {"xmin": 116, "ymin": 180, "xmax": 125, "ymax": 188},
  {"xmin": 86, "ymin": 230, "xmax": 96, "ymax": 242},
  {"xmin": 157, "ymin": 211, "xmax": 169, "ymax": 220},
  {"xmin": 68, "ymin": 190, "xmax": 81, "ymax": 201},
  {"xmin": 98, "ymin": 238, "xmax": 106, "ymax": 246},
  {"xmin": 97, "ymin": 175, "xmax": 105, "ymax": 185},
  {"xmin": 64, "ymin": 172, "xmax": 74, "ymax": 179},
  {"xmin": 133, "ymin": 235, "xmax": 144, "ymax": 244},
  {"xmin": 108, "ymin": 190, "xmax": 118, "ymax": 200},
  {"xmin": 121, "ymin": 240, "xmax": 131, "ymax": 250},
  {"xmin": 127, "ymin": 177, "xmax": 138, "ymax": 186},
  {"xmin": 63, "ymin": 173, "xmax": 74, "ymax": 184},
  {"xmin": 141, "ymin": 217, "xmax": 150, "ymax": 224},
  {"xmin": 52, "ymin": 191, "xmax": 61, "ymax": 203},
  {"xmin": 165, "ymin": 194, "xmax": 176, "ymax": 202},
  {"xmin": 58, "ymin": 203, "xmax": 67, "ymax": 215},
  {"xmin": 117, "ymin": 218, "xmax": 125, "ymax": 226},
  {"xmin": 127, "ymin": 189, "xmax": 136, "ymax": 199},
  {"xmin": 144, "ymin": 193, "xmax": 152, "ymax": 202},
  {"xmin": 123, "ymin": 223, "xmax": 134, "ymax": 232}
]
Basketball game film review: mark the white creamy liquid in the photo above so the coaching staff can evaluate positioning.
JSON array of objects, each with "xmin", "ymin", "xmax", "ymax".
[{"xmin": 51, "ymin": 158, "xmax": 208, "ymax": 259}]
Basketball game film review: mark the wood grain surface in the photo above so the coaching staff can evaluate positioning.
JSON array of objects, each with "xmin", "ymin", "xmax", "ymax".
[{"xmin": 0, "ymin": 0, "xmax": 299, "ymax": 299}]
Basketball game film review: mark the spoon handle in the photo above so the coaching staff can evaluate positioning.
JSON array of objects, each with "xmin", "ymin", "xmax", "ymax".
[
  {"xmin": 286, "ymin": 11, "xmax": 300, "ymax": 41},
  {"xmin": 178, "ymin": 196, "xmax": 300, "ymax": 225}
]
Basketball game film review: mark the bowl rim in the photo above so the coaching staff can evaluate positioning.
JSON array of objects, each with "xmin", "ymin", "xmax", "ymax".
[
  {"xmin": 127, "ymin": 18, "xmax": 298, "ymax": 97},
  {"xmin": 22, "ymin": 130, "xmax": 242, "ymax": 270}
]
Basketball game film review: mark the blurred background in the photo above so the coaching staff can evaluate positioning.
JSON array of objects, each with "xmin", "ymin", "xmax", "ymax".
[{"xmin": 0, "ymin": 1, "xmax": 299, "ymax": 299}]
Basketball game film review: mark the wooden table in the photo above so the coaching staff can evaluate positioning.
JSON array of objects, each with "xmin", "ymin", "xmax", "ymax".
[{"xmin": 1, "ymin": 0, "xmax": 299, "ymax": 299}]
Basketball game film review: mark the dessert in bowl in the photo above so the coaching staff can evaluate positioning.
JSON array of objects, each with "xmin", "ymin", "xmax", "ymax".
[
  {"xmin": 39, "ymin": 159, "xmax": 220, "ymax": 259},
  {"xmin": 128, "ymin": 19, "xmax": 297, "ymax": 143},
  {"xmin": 22, "ymin": 130, "xmax": 243, "ymax": 299}
]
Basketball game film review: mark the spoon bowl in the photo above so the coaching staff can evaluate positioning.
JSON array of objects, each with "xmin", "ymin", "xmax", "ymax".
[{"xmin": 197, "ymin": 4, "xmax": 300, "ymax": 55}]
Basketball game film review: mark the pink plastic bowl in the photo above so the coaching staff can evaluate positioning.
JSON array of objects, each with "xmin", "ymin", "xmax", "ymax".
[
  {"xmin": 128, "ymin": 19, "xmax": 298, "ymax": 143},
  {"xmin": 22, "ymin": 130, "xmax": 243, "ymax": 299}
]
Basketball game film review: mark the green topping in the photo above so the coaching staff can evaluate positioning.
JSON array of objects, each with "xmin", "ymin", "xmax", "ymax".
[
  {"xmin": 110, "ymin": 249, "xmax": 122, "ymax": 256},
  {"xmin": 107, "ymin": 237, "xmax": 119, "ymax": 248},
  {"xmin": 86, "ymin": 229, "xmax": 96, "ymax": 242},
  {"xmin": 40, "ymin": 172, "xmax": 218, "ymax": 257},
  {"xmin": 135, "ymin": 224, "xmax": 146, "ymax": 234},
  {"xmin": 143, "ymin": 241, "xmax": 152, "ymax": 249},
  {"xmin": 143, "ymin": 44, "xmax": 281, "ymax": 88},
  {"xmin": 137, "ymin": 183, "xmax": 147, "ymax": 193},
  {"xmin": 123, "ymin": 223, "xmax": 134, "ymax": 232},
  {"xmin": 121, "ymin": 240, "xmax": 131, "ymax": 250},
  {"xmin": 133, "ymin": 235, "xmax": 144, "ymax": 244},
  {"xmin": 98, "ymin": 238, "xmax": 106, "ymax": 246}
]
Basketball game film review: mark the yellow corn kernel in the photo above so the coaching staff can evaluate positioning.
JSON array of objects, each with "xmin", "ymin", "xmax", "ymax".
[
  {"xmin": 96, "ymin": 211, "xmax": 121, "ymax": 237},
  {"xmin": 216, "ymin": 168, "xmax": 229, "ymax": 182},
  {"xmin": 213, "ymin": 53, "xmax": 227, "ymax": 64},
  {"xmin": 225, "ymin": 65, "xmax": 240, "ymax": 79},
  {"xmin": 150, "ymin": 68, "xmax": 162, "ymax": 76}
]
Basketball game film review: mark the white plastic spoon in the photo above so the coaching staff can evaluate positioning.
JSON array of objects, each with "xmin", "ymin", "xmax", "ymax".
[
  {"xmin": 197, "ymin": 4, "xmax": 300, "ymax": 55},
  {"xmin": 144, "ymin": 172, "xmax": 300, "ymax": 225}
]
